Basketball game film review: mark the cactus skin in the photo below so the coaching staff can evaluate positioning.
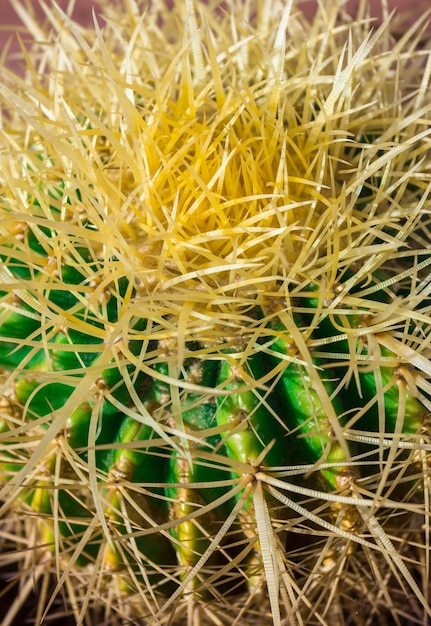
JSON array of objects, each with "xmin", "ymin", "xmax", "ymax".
[{"xmin": 1, "ymin": 1, "xmax": 431, "ymax": 625}]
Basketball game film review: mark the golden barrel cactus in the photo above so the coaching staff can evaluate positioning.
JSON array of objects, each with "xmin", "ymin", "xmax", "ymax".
[{"xmin": 1, "ymin": 1, "xmax": 431, "ymax": 624}]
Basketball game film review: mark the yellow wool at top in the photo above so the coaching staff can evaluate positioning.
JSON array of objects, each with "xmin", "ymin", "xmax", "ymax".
[{"xmin": 1, "ymin": 1, "xmax": 431, "ymax": 625}]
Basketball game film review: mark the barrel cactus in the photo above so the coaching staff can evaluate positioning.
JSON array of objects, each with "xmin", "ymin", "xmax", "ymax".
[{"xmin": 1, "ymin": 0, "xmax": 431, "ymax": 624}]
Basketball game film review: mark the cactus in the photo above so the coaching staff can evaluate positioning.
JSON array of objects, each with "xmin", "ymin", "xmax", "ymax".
[{"xmin": 1, "ymin": 0, "xmax": 431, "ymax": 624}]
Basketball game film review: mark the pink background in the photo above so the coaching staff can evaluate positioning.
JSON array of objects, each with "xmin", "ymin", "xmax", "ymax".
[
  {"xmin": 1, "ymin": 0, "xmax": 428, "ymax": 70},
  {"xmin": 2, "ymin": 0, "xmax": 423, "ymax": 30},
  {"xmin": 2, "ymin": 1, "xmax": 96, "ymax": 33},
  {"xmin": 2, "ymin": 1, "xmax": 99, "ymax": 70}
]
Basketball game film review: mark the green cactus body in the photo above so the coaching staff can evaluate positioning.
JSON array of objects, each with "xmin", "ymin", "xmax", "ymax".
[{"xmin": 1, "ymin": 1, "xmax": 431, "ymax": 625}]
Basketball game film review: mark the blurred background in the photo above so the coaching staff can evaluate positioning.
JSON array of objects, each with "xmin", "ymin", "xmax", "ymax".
[
  {"xmin": 1, "ymin": 1, "xmax": 98, "ymax": 72},
  {"xmin": 1, "ymin": 0, "xmax": 428, "ymax": 60}
]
